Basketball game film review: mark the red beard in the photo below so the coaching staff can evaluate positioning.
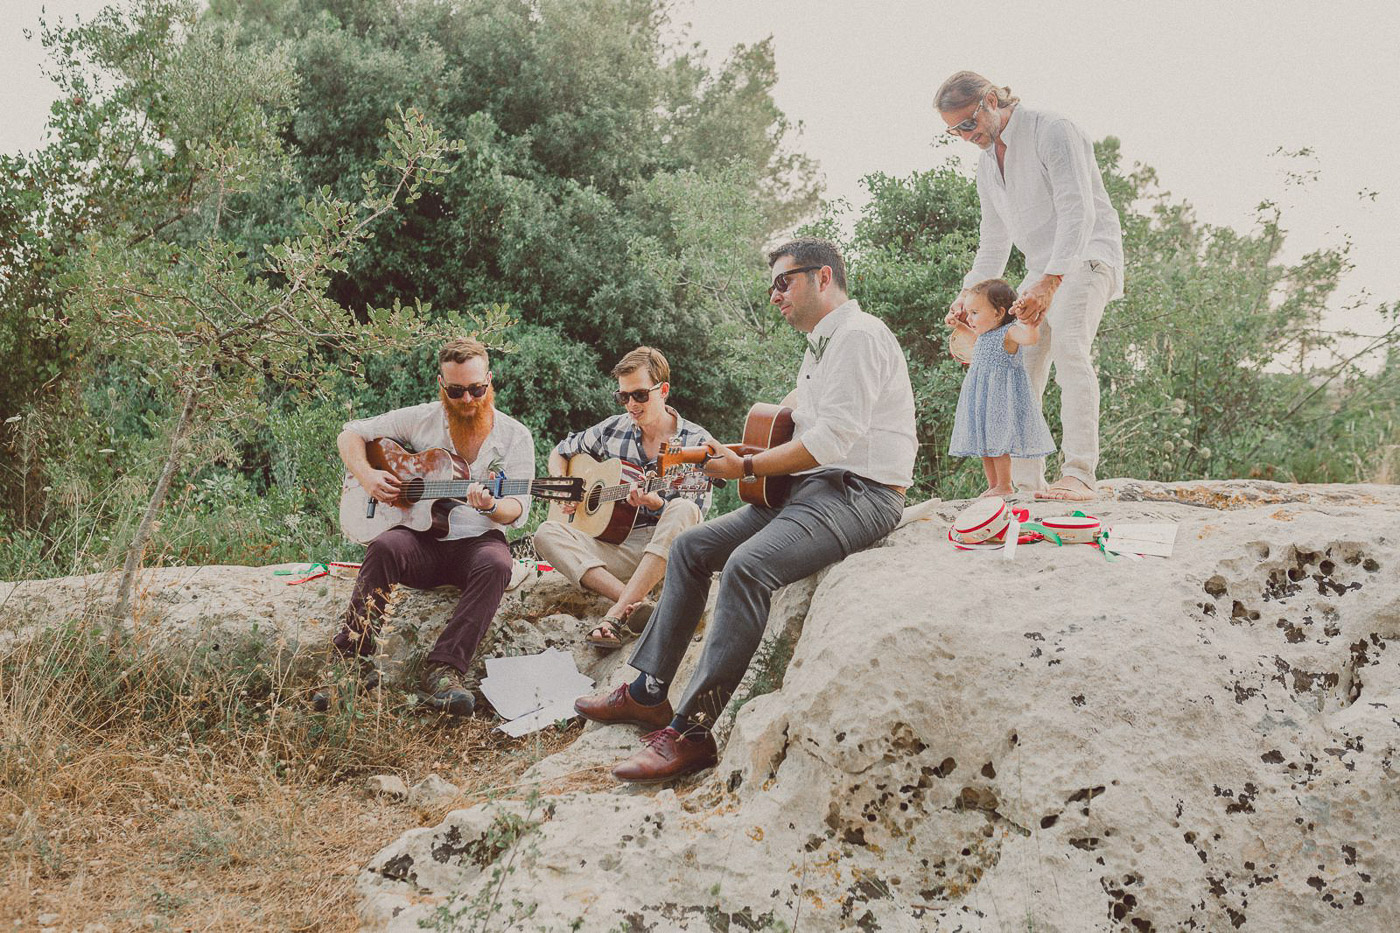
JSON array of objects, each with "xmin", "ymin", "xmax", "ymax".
[{"xmin": 443, "ymin": 385, "xmax": 496, "ymax": 461}]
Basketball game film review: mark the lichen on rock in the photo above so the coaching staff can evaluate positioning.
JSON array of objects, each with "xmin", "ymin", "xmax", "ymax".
[{"xmin": 354, "ymin": 479, "xmax": 1400, "ymax": 932}]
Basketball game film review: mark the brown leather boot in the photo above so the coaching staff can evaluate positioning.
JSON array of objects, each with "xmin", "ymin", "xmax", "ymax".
[
  {"xmin": 574, "ymin": 683, "xmax": 673, "ymax": 730},
  {"xmin": 612, "ymin": 727, "xmax": 718, "ymax": 784}
]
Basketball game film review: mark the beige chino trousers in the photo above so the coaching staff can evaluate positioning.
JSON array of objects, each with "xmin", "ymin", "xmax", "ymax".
[{"xmin": 533, "ymin": 497, "xmax": 703, "ymax": 590}]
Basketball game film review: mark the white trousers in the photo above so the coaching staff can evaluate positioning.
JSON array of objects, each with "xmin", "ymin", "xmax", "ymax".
[{"xmin": 1012, "ymin": 259, "xmax": 1119, "ymax": 492}]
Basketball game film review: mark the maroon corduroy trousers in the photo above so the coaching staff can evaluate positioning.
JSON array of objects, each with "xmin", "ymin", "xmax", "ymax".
[{"xmin": 332, "ymin": 526, "xmax": 512, "ymax": 673}]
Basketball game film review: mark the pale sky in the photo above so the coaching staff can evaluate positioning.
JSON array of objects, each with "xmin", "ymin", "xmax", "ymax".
[{"xmin": 5, "ymin": 0, "xmax": 1398, "ymax": 343}]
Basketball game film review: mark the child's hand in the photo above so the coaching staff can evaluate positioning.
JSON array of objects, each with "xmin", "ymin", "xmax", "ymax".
[{"xmin": 1011, "ymin": 275, "xmax": 1061, "ymax": 324}]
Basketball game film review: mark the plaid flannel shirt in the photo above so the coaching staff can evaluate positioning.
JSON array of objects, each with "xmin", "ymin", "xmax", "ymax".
[{"xmin": 553, "ymin": 407, "xmax": 713, "ymax": 526}]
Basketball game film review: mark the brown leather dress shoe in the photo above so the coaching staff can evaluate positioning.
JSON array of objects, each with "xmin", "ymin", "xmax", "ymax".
[
  {"xmin": 574, "ymin": 683, "xmax": 673, "ymax": 730},
  {"xmin": 612, "ymin": 727, "xmax": 718, "ymax": 784}
]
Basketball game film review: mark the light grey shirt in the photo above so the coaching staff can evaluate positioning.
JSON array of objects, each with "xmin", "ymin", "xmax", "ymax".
[
  {"xmin": 793, "ymin": 300, "xmax": 918, "ymax": 488},
  {"xmin": 343, "ymin": 401, "xmax": 535, "ymax": 539},
  {"xmin": 964, "ymin": 105, "xmax": 1124, "ymax": 298}
]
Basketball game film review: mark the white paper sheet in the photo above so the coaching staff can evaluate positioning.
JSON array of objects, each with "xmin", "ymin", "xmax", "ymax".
[
  {"xmin": 1104, "ymin": 522, "xmax": 1178, "ymax": 558},
  {"xmin": 496, "ymin": 698, "xmax": 581, "ymax": 738},
  {"xmin": 480, "ymin": 648, "xmax": 593, "ymax": 723}
]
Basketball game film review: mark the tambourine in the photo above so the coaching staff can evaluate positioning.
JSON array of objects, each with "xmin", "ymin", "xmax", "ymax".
[
  {"xmin": 950, "ymin": 328, "xmax": 976, "ymax": 365},
  {"xmin": 950, "ymin": 497, "xmax": 1010, "ymax": 544},
  {"xmin": 1038, "ymin": 515, "xmax": 1102, "ymax": 545}
]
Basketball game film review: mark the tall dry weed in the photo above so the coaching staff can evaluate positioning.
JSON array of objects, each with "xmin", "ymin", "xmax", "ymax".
[{"xmin": 1, "ymin": 579, "xmax": 579, "ymax": 931}]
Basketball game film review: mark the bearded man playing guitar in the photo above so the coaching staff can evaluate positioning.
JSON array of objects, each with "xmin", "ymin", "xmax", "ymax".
[
  {"xmin": 316, "ymin": 337, "xmax": 535, "ymax": 716},
  {"xmin": 575, "ymin": 237, "xmax": 918, "ymax": 783},
  {"xmin": 534, "ymin": 347, "xmax": 713, "ymax": 650}
]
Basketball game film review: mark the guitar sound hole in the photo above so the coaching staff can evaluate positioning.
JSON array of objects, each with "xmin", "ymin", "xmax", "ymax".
[
  {"xmin": 404, "ymin": 478, "xmax": 425, "ymax": 502},
  {"xmin": 585, "ymin": 486, "xmax": 602, "ymax": 514}
]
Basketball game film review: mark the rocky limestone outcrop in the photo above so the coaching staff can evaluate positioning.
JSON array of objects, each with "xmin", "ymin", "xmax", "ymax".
[
  {"xmin": 0, "ymin": 557, "xmax": 692, "ymax": 698},
  {"xmin": 356, "ymin": 480, "xmax": 1400, "ymax": 932}
]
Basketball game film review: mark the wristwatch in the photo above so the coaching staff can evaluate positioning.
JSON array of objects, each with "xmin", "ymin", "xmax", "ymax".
[
  {"xmin": 742, "ymin": 454, "xmax": 756, "ymax": 482},
  {"xmin": 477, "ymin": 500, "xmax": 498, "ymax": 515}
]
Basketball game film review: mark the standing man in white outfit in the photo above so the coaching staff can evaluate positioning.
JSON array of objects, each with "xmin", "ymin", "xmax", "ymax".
[{"xmin": 937, "ymin": 71, "xmax": 1124, "ymax": 502}]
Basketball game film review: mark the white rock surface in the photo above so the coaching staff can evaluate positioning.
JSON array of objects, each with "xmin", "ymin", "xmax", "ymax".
[
  {"xmin": 407, "ymin": 775, "xmax": 461, "ymax": 810},
  {"xmin": 0, "ymin": 560, "xmax": 643, "ymax": 701},
  {"xmin": 364, "ymin": 775, "xmax": 409, "ymax": 802},
  {"xmin": 357, "ymin": 480, "xmax": 1400, "ymax": 932}
]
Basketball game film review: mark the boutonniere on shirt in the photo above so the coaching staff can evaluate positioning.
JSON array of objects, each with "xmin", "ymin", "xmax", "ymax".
[
  {"xmin": 806, "ymin": 335, "xmax": 831, "ymax": 363},
  {"xmin": 485, "ymin": 455, "xmax": 505, "ymax": 477}
]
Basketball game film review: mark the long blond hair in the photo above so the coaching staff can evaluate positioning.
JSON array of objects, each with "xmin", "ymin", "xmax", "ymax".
[{"xmin": 934, "ymin": 71, "xmax": 1019, "ymax": 113}]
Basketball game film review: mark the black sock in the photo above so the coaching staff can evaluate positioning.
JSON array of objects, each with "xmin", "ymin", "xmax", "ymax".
[
  {"xmin": 628, "ymin": 672, "xmax": 666, "ymax": 706},
  {"xmin": 670, "ymin": 715, "xmax": 711, "ymax": 740}
]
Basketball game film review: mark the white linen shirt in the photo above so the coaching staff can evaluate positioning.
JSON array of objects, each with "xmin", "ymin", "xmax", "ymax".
[
  {"xmin": 964, "ymin": 105, "xmax": 1124, "ymax": 299},
  {"xmin": 343, "ymin": 401, "xmax": 536, "ymax": 539},
  {"xmin": 792, "ymin": 300, "xmax": 917, "ymax": 488}
]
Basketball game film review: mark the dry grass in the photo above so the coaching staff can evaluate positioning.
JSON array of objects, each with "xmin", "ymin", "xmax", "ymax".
[{"xmin": 0, "ymin": 610, "xmax": 582, "ymax": 932}]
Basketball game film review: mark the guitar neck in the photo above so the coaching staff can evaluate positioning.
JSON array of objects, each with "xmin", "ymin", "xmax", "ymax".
[
  {"xmin": 415, "ymin": 479, "xmax": 543, "ymax": 499},
  {"xmin": 596, "ymin": 473, "xmax": 691, "ymax": 504}
]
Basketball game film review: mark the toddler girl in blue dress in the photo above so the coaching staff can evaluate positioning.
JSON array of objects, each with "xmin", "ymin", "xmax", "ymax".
[{"xmin": 948, "ymin": 279, "xmax": 1056, "ymax": 498}]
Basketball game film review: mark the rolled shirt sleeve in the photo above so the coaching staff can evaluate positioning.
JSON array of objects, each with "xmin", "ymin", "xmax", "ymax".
[{"xmin": 552, "ymin": 422, "xmax": 610, "ymax": 462}]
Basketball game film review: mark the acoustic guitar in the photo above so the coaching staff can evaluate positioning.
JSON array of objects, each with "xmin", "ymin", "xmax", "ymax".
[
  {"xmin": 666, "ymin": 403, "xmax": 796, "ymax": 508},
  {"xmin": 543, "ymin": 443, "xmax": 710, "ymax": 544},
  {"xmin": 339, "ymin": 437, "xmax": 582, "ymax": 544}
]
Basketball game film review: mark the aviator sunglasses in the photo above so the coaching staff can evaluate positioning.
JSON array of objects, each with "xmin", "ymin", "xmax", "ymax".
[
  {"xmin": 439, "ymin": 375, "xmax": 491, "ymax": 399},
  {"xmin": 615, "ymin": 383, "xmax": 663, "ymax": 405},
  {"xmin": 945, "ymin": 97, "xmax": 988, "ymax": 136}
]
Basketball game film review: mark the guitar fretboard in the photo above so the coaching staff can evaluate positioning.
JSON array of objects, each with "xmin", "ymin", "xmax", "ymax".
[
  {"xmin": 589, "ymin": 473, "xmax": 687, "ymax": 506},
  {"xmin": 415, "ymin": 480, "xmax": 550, "ymax": 497}
]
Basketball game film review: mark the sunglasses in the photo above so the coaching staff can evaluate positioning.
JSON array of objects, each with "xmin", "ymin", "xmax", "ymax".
[
  {"xmin": 439, "ymin": 376, "xmax": 490, "ymax": 399},
  {"xmin": 768, "ymin": 265, "xmax": 822, "ymax": 296},
  {"xmin": 614, "ymin": 383, "xmax": 663, "ymax": 405},
  {"xmin": 945, "ymin": 97, "xmax": 988, "ymax": 136}
]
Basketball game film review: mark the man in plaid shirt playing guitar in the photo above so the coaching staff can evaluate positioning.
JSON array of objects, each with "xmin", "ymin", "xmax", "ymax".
[{"xmin": 534, "ymin": 347, "xmax": 714, "ymax": 650}]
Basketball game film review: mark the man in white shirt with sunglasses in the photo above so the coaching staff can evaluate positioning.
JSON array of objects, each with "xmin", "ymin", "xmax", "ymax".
[{"xmin": 938, "ymin": 70, "xmax": 1124, "ymax": 502}]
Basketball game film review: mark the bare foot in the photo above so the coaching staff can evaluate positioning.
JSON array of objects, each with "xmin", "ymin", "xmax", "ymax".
[
  {"xmin": 979, "ymin": 485, "xmax": 1014, "ymax": 498},
  {"xmin": 1034, "ymin": 476, "xmax": 1096, "ymax": 502}
]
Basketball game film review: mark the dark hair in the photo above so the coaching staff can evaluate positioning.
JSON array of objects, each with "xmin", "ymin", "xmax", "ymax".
[
  {"xmin": 766, "ymin": 236, "xmax": 847, "ymax": 293},
  {"xmin": 439, "ymin": 336, "xmax": 489, "ymax": 366},
  {"xmin": 611, "ymin": 346, "xmax": 669, "ymax": 384},
  {"xmin": 968, "ymin": 278, "xmax": 1018, "ymax": 327}
]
